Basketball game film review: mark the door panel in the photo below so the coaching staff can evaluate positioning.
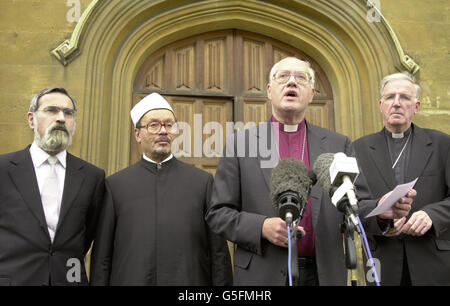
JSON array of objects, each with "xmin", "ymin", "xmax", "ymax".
[{"xmin": 132, "ymin": 30, "xmax": 334, "ymax": 171}]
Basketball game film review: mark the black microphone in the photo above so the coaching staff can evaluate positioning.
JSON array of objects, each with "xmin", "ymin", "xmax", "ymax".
[
  {"xmin": 313, "ymin": 153, "xmax": 361, "ymax": 232},
  {"xmin": 270, "ymin": 159, "xmax": 314, "ymax": 224}
]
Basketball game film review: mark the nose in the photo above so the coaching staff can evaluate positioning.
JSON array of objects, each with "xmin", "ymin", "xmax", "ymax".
[
  {"xmin": 55, "ymin": 110, "xmax": 66, "ymax": 122},
  {"xmin": 158, "ymin": 124, "xmax": 168, "ymax": 134},
  {"xmin": 392, "ymin": 94, "xmax": 402, "ymax": 106},
  {"xmin": 286, "ymin": 74, "xmax": 297, "ymax": 85}
]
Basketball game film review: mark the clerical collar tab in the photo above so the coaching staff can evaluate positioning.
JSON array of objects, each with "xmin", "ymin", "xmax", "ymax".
[
  {"xmin": 283, "ymin": 124, "xmax": 298, "ymax": 132},
  {"xmin": 392, "ymin": 132, "xmax": 404, "ymax": 139}
]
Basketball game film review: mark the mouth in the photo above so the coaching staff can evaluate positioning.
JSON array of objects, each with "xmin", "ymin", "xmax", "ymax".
[{"xmin": 284, "ymin": 90, "xmax": 298, "ymax": 99}]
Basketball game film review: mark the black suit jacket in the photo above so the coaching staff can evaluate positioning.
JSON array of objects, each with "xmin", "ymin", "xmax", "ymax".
[
  {"xmin": 354, "ymin": 124, "xmax": 450, "ymax": 285},
  {"xmin": 0, "ymin": 146, "xmax": 105, "ymax": 285},
  {"xmin": 206, "ymin": 121, "xmax": 376, "ymax": 285}
]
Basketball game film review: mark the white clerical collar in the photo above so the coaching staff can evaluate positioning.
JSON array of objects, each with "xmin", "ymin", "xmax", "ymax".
[
  {"xmin": 143, "ymin": 153, "xmax": 173, "ymax": 164},
  {"xmin": 30, "ymin": 141, "xmax": 67, "ymax": 168},
  {"xmin": 283, "ymin": 124, "xmax": 298, "ymax": 133},
  {"xmin": 392, "ymin": 132, "xmax": 404, "ymax": 139},
  {"xmin": 387, "ymin": 127, "xmax": 412, "ymax": 139}
]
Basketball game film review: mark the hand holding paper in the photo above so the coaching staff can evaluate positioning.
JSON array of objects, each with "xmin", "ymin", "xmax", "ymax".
[{"xmin": 365, "ymin": 178, "xmax": 418, "ymax": 219}]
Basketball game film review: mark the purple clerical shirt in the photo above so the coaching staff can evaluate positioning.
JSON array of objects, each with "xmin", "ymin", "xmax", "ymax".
[{"xmin": 272, "ymin": 117, "xmax": 315, "ymax": 257}]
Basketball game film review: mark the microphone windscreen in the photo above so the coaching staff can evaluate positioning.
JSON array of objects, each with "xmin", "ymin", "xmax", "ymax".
[
  {"xmin": 312, "ymin": 153, "xmax": 335, "ymax": 195},
  {"xmin": 270, "ymin": 158, "xmax": 310, "ymax": 208}
]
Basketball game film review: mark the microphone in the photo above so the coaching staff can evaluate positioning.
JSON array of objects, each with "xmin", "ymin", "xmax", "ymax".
[
  {"xmin": 313, "ymin": 152, "xmax": 361, "ymax": 232},
  {"xmin": 329, "ymin": 152, "xmax": 359, "ymax": 206},
  {"xmin": 312, "ymin": 153, "xmax": 334, "ymax": 195},
  {"xmin": 270, "ymin": 159, "xmax": 314, "ymax": 224}
]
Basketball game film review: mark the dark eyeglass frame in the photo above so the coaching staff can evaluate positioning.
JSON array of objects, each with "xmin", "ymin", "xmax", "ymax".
[{"xmin": 137, "ymin": 120, "xmax": 178, "ymax": 134}]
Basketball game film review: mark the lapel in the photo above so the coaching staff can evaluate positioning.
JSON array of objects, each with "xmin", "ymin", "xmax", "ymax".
[
  {"xmin": 306, "ymin": 123, "xmax": 327, "ymax": 229},
  {"xmin": 368, "ymin": 129, "xmax": 397, "ymax": 190},
  {"xmin": 256, "ymin": 120, "xmax": 279, "ymax": 190},
  {"xmin": 406, "ymin": 125, "xmax": 433, "ymax": 181},
  {"xmin": 56, "ymin": 153, "xmax": 85, "ymax": 234},
  {"xmin": 9, "ymin": 147, "xmax": 50, "ymax": 237}
]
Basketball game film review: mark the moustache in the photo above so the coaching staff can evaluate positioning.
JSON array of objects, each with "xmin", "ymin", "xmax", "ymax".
[
  {"xmin": 49, "ymin": 123, "xmax": 69, "ymax": 134},
  {"xmin": 155, "ymin": 136, "xmax": 171, "ymax": 143}
]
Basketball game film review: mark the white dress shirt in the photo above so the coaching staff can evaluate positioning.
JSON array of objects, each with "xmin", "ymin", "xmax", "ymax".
[{"xmin": 30, "ymin": 142, "xmax": 66, "ymax": 241}]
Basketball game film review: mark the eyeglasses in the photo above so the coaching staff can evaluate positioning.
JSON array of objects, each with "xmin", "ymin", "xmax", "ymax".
[
  {"xmin": 37, "ymin": 106, "xmax": 76, "ymax": 117},
  {"xmin": 272, "ymin": 70, "xmax": 311, "ymax": 85},
  {"xmin": 138, "ymin": 120, "xmax": 178, "ymax": 134},
  {"xmin": 381, "ymin": 93, "xmax": 415, "ymax": 105}
]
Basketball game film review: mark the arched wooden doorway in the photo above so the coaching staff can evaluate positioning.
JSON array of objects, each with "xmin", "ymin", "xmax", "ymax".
[{"xmin": 131, "ymin": 30, "xmax": 334, "ymax": 172}]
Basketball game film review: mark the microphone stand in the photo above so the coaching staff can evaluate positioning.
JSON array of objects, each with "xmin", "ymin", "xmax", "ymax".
[
  {"xmin": 289, "ymin": 220, "xmax": 300, "ymax": 286},
  {"xmin": 338, "ymin": 196, "xmax": 358, "ymax": 286},
  {"xmin": 281, "ymin": 193, "xmax": 307, "ymax": 286}
]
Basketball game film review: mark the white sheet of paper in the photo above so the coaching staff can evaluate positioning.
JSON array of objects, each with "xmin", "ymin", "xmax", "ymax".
[{"xmin": 365, "ymin": 177, "xmax": 418, "ymax": 218}]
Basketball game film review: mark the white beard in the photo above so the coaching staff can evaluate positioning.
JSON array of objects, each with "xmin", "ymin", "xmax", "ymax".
[{"xmin": 34, "ymin": 118, "xmax": 75, "ymax": 154}]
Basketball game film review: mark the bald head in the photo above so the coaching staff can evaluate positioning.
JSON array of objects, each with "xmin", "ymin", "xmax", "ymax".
[{"xmin": 269, "ymin": 57, "xmax": 315, "ymax": 86}]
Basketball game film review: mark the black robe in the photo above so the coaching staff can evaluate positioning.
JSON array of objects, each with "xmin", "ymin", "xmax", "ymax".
[{"xmin": 90, "ymin": 157, "xmax": 232, "ymax": 285}]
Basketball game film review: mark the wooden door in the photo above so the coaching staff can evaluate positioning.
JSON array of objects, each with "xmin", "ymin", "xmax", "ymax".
[{"xmin": 131, "ymin": 30, "xmax": 334, "ymax": 172}]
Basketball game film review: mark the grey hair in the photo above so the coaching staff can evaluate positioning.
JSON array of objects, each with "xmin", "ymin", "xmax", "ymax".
[
  {"xmin": 269, "ymin": 57, "xmax": 316, "ymax": 86},
  {"xmin": 380, "ymin": 72, "xmax": 421, "ymax": 100},
  {"xmin": 29, "ymin": 87, "xmax": 78, "ymax": 113}
]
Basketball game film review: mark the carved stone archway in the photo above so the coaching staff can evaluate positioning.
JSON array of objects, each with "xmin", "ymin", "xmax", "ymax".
[{"xmin": 52, "ymin": 0, "xmax": 419, "ymax": 175}]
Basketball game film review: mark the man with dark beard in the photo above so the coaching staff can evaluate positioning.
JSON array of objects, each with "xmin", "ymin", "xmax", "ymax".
[
  {"xmin": 0, "ymin": 87, "xmax": 105, "ymax": 285},
  {"xmin": 90, "ymin": 92, "xmax": 232, "ymax": 286}
]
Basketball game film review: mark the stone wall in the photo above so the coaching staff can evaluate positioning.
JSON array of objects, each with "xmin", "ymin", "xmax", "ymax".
[
  {"xmin": 0, "ymin": 0, "xmax": 448, "ymax": 159},
  {"xmin": 0, "ymin": 0, "xmax": 91, "ymax": 155},
  {"xmin": 381, "ymin": 0, "xmax": 449, "ymax": 133}
]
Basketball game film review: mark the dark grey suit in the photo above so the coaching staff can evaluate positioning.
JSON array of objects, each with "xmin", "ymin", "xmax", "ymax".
[
  {"xmin": 354, "ymin": 124, "xmax": 450, "ymax": 285},
  {"xmin": 206, "ymin": 120, "xmax": 375, "ymax": 285},
  {"xmin": 0, "ymin": 146, "xmax": 105, "ymax": 285}
]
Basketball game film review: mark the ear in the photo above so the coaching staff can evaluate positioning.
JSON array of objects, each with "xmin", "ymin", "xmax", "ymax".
[
  {"xmin": 134, "ymin": 127, "xmax": 142, "ymax": 144},
  {"xmin": 414, "ymin": 100, "xmax": 421, "ymax": 114},
  {"xmin": 378, "ymin": 100, "xmax": 383, "ymax": 112},
  {"xmin": 308, "ymin": 88, "xmax": 316, "ymax": 103},
  {"xmin": 266, "ymin": 83, "xmax": 272, "ymax": 100},
  {"xmin": 27, "ymin": 112, "xmax": 35, "ymax": 129}
]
